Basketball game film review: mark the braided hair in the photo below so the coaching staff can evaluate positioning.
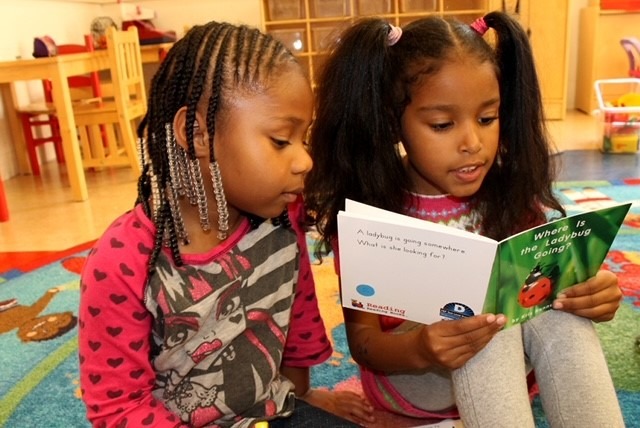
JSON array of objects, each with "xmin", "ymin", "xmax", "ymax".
[{"xmin": 135, "ymin": 22, "xmax": 300, "ymax": 275}]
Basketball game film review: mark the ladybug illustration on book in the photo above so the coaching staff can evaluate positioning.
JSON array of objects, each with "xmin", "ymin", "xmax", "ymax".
[{"xmin": 518, "ymin": 264, "xmax": 559, "ymax": 308}]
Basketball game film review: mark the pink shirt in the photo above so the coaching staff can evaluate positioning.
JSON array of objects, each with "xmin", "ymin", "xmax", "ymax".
[{"xmin": 79, "ymin": 200, "xmax": 331, "ymax": 427}]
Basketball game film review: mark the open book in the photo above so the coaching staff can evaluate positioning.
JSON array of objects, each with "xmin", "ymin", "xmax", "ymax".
[{"xmin": 337, "ymin": 199, "xmax": 631, "ymax": 328}]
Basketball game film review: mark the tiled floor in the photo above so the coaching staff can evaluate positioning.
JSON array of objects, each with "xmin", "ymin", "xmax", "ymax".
[{"xmin": 0, "ymin": 109, "xmax": 638, "ymax": 252}]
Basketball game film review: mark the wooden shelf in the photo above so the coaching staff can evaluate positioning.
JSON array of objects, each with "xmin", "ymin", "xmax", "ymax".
[
  {"xmin": 575, "ymin": 4, "xmax": 640, "ymax": 113},
  {"xmin": 261, "ymin": 0, "xmax": 569, "ymax": 119},
  {"xmin": 527, "ymin": 1, "xmax": 569, "ymax": 119},
  {"xmin": 261, "ymin": 0, "xmax": 496, "ymax": 85}
]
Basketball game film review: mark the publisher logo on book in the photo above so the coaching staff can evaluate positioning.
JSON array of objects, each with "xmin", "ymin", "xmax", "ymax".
[
  {"xmin": 353, "ymin": 284, "xmax": 407, "ymax": 317},
  {"xmin": 440, "ymin": 302, "xmax": 475, "ymax": 320}
]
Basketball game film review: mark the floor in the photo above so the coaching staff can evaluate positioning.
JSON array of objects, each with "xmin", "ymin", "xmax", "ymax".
[
  {"xmin": 0, "ymin": 109, "xmax": 639, "ymax": 253},
  {"xmin": 553, "ymin": 150, "xmax": 640, "ymax": 182}
]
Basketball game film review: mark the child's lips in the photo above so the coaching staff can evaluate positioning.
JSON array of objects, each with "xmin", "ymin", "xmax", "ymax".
[
  {"xmin": 282, "ymin": 188, "xmax": 302, "ymax": 203},
  {"xmin": 452, "ymin": 163, "xmax": 484, "ymax": 182},
  {"xmin": 282, "ymin": 193, "xmax": 298, "ymax": 203}
]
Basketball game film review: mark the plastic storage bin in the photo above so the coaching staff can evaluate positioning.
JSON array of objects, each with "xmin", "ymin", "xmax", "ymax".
[
  {"xmin": 357, "ymin": 0, "xmax": 392, "ymax": 15},
  {"xmin": 312, "ymin": 26, "xmax": 337, "ymax": 52},
  {"xmin": 594, "ymin": 78, "xmax": 640, "ymax": 153},
  {"xmin": 400, "ymin": 0, "xmax": 437, "ymax": 13},
  {"xmin": 271, "ymin": 29, "xmax": 306, "ymax": 53},
  {"xmin": 314, "ymin": 0, "xmax": 348, "ymax": 17},
  {"xmin": 268, "ymin": 0, "xmax": 303, "ymax": 20}
]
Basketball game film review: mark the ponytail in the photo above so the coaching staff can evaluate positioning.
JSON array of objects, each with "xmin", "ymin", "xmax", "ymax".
[
  {"xmin": 306, "ymin": 18, "xmax": 408, "ymax": 254},
  {"xmin": 475, "ymin": 12, "xmax": 565, "ymax": 238}
]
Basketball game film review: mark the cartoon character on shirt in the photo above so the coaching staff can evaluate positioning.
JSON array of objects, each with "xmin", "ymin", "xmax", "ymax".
[{"xmin": 150, "ymin": 251, "xmax": 293, "ymax": 425}]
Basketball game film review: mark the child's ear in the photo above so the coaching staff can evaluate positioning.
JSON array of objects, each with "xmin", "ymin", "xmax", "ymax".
[{"xmin": 172, "ymin": 106, "xmax": 208, "ymax": 158}]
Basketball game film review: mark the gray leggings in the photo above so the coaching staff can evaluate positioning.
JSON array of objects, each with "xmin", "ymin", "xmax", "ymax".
[{"xmin": 388, "ymin": 310, "xmax": 624, "ymax": 427}]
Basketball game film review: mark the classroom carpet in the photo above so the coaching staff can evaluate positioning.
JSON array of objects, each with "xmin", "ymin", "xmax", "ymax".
[{"xmin": 0, "ymin": 180, "xmax": 638, "ymax": 428}]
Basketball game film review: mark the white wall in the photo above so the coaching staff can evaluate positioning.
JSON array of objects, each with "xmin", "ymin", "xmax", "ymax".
[{"xmin": 102, "ymin": 0, "xmax": 263, "ymax": 38}]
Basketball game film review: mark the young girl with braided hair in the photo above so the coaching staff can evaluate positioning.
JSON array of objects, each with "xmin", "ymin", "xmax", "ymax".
[
  {"xmin": 78, "ymin": 21, "xmax": 374, "ymax": 428},
  {"xmin": 305, "ymin": 11, "xmax": 625, "ymax": 427}
]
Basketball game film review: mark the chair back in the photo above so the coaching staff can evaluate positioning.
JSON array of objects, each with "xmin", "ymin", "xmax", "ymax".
[
  {"xmin": 105, "ymin": 26, "xmax": 147, "ymax": 116},
  {"xmin": 43, "ymin": 35, "xmax": 102, "ymax": 103},
  {"xmin": 620, "ymin": 37, "xmax": 640, "ymax": 78},
  {"xmin": 73, "ymin": 26, "xmax": 145, "ymax": 174}
]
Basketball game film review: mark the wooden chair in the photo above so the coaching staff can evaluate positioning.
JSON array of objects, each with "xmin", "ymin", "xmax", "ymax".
[
  {"xmin": 17, "ymin": 35, "xmax": 102, "ymax": 176},
  {"xmin": 73, "ymin": 26, "xmax": 146, "ymax": 174}
]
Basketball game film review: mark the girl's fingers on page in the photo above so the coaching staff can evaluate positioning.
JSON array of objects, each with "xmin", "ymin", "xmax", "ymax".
[
  {"xmin": 438, "ymin": 336, "xmax": 494, "ymax": 369},
  {"xmin": 554, "ymin": 270, "xmax": 621, "ymax": 320},
  {"xmin": 421, "ymin": 318, "xmax": 502, "ymax": 369},
  {"xmin": 557, "ymin": 297, "xmax": 621, "ymax": 322},
  {"xmin": 434, "ymin": 313, "xmax": 505, "ymax": 337},
  {"xmin": 557, "ymin": 270, "xmax": 617, "ymax": 298}
]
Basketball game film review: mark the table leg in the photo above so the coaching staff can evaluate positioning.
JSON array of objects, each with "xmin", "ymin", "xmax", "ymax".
[
  {"xmin": 49, "ymin": 68, "xmax": 88, "ymax": 201},
  {"xmin": 0, "ymin": 83, "xmax": 31, "ymax": 174}
]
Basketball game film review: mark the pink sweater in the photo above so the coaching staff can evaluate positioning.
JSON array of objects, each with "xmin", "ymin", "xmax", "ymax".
[{"xmin": 79, "ymin": 200, "xmax": 331, "ymax": 428}]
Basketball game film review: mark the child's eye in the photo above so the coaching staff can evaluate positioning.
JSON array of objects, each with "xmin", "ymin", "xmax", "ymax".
[
  {"xmin": 479, "ymin": 116, "xmax": 498, "ymax": 126},
  {"xmin": 271, "ymin": 138, "xmax": 290, "ymax": 147},
  {"xmin": 430, "ymin": 122, "xmax": 453, "ymax": 132}
]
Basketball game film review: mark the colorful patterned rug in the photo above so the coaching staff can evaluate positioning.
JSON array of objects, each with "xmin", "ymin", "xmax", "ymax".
[{"xmin": 0, "ymin": 181, "xmax": 638, "ymax": 428}]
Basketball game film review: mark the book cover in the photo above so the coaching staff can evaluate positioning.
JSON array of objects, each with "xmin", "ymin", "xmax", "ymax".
[{"xmin": 337, "ymin": 199, "xmax": 631, "ymax": 327}]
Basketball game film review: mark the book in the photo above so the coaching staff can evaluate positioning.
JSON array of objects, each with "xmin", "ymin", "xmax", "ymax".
[{"xmin": 337, "ymin": 199, "xmax": 631, "ymax": 328}]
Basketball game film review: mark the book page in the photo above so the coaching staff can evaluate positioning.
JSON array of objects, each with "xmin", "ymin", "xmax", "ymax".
[
  {"xmin": 338, "ymin": 201, "xmax": 497, "ymax": 325},
  {"xmin": 345, "ymin": 199, "xmax": 495, "ymax": 242}
]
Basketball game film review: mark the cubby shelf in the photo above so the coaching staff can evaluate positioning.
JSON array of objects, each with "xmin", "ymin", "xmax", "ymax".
[
  {"xmin": 261, "ymin": 0, "xmax": 569, "ymax": 119},
  {"xmin": 261, "ymin": 0, "xmax": 495, "ymax": 85}
]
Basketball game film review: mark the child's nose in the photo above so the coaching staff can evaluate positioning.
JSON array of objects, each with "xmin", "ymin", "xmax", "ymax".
[
  {"xmin": 460, "ymin": 124, "xmax": 482, "ymax": 154},
  {"xmin": 292, "ymin": 145, "xmax": 313, "ymax": 174}
]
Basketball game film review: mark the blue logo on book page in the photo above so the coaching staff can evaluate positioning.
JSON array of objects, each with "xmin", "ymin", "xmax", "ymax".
[
  {"xmin": 356, "ymin": 284, "xmax": 375, "ymax": 297},
  {"xmin": 440, "ymin": 302, "xmax": 475, "ymax": 320}
]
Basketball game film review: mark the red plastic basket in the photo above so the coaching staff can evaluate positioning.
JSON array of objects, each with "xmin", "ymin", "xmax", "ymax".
[{"xmin": 594, "ymin": 78, "xmax": 640, "ymax": 153}]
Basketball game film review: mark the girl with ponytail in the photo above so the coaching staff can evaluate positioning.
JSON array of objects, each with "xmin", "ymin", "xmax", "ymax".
[{"xmin": 306, "ymin": 11, "xmax": 624, "ymax": 427}]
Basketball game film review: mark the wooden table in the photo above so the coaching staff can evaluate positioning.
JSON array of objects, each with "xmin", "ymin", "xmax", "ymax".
[
  {"xmin": 140, "ymin": 42, "xmax": 173, "ymax": 64},
  {"xmin": 0, "ymin": 43, "xmax": 172, "ymax": 210}
]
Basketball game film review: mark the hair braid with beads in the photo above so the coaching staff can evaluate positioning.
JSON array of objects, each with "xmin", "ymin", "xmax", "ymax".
[{"xmin": 135, "ymin": 21, "xmax": 300, "ymax": 276}]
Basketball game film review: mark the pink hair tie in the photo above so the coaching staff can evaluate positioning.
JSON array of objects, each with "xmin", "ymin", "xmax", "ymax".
[
  {"xmin": 470, "ymin": 17, "xmax": 489, "ymax": 36},
  {"xmin": 387, "ymin": 24, "xmax": 402, "ymax": 46}
]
